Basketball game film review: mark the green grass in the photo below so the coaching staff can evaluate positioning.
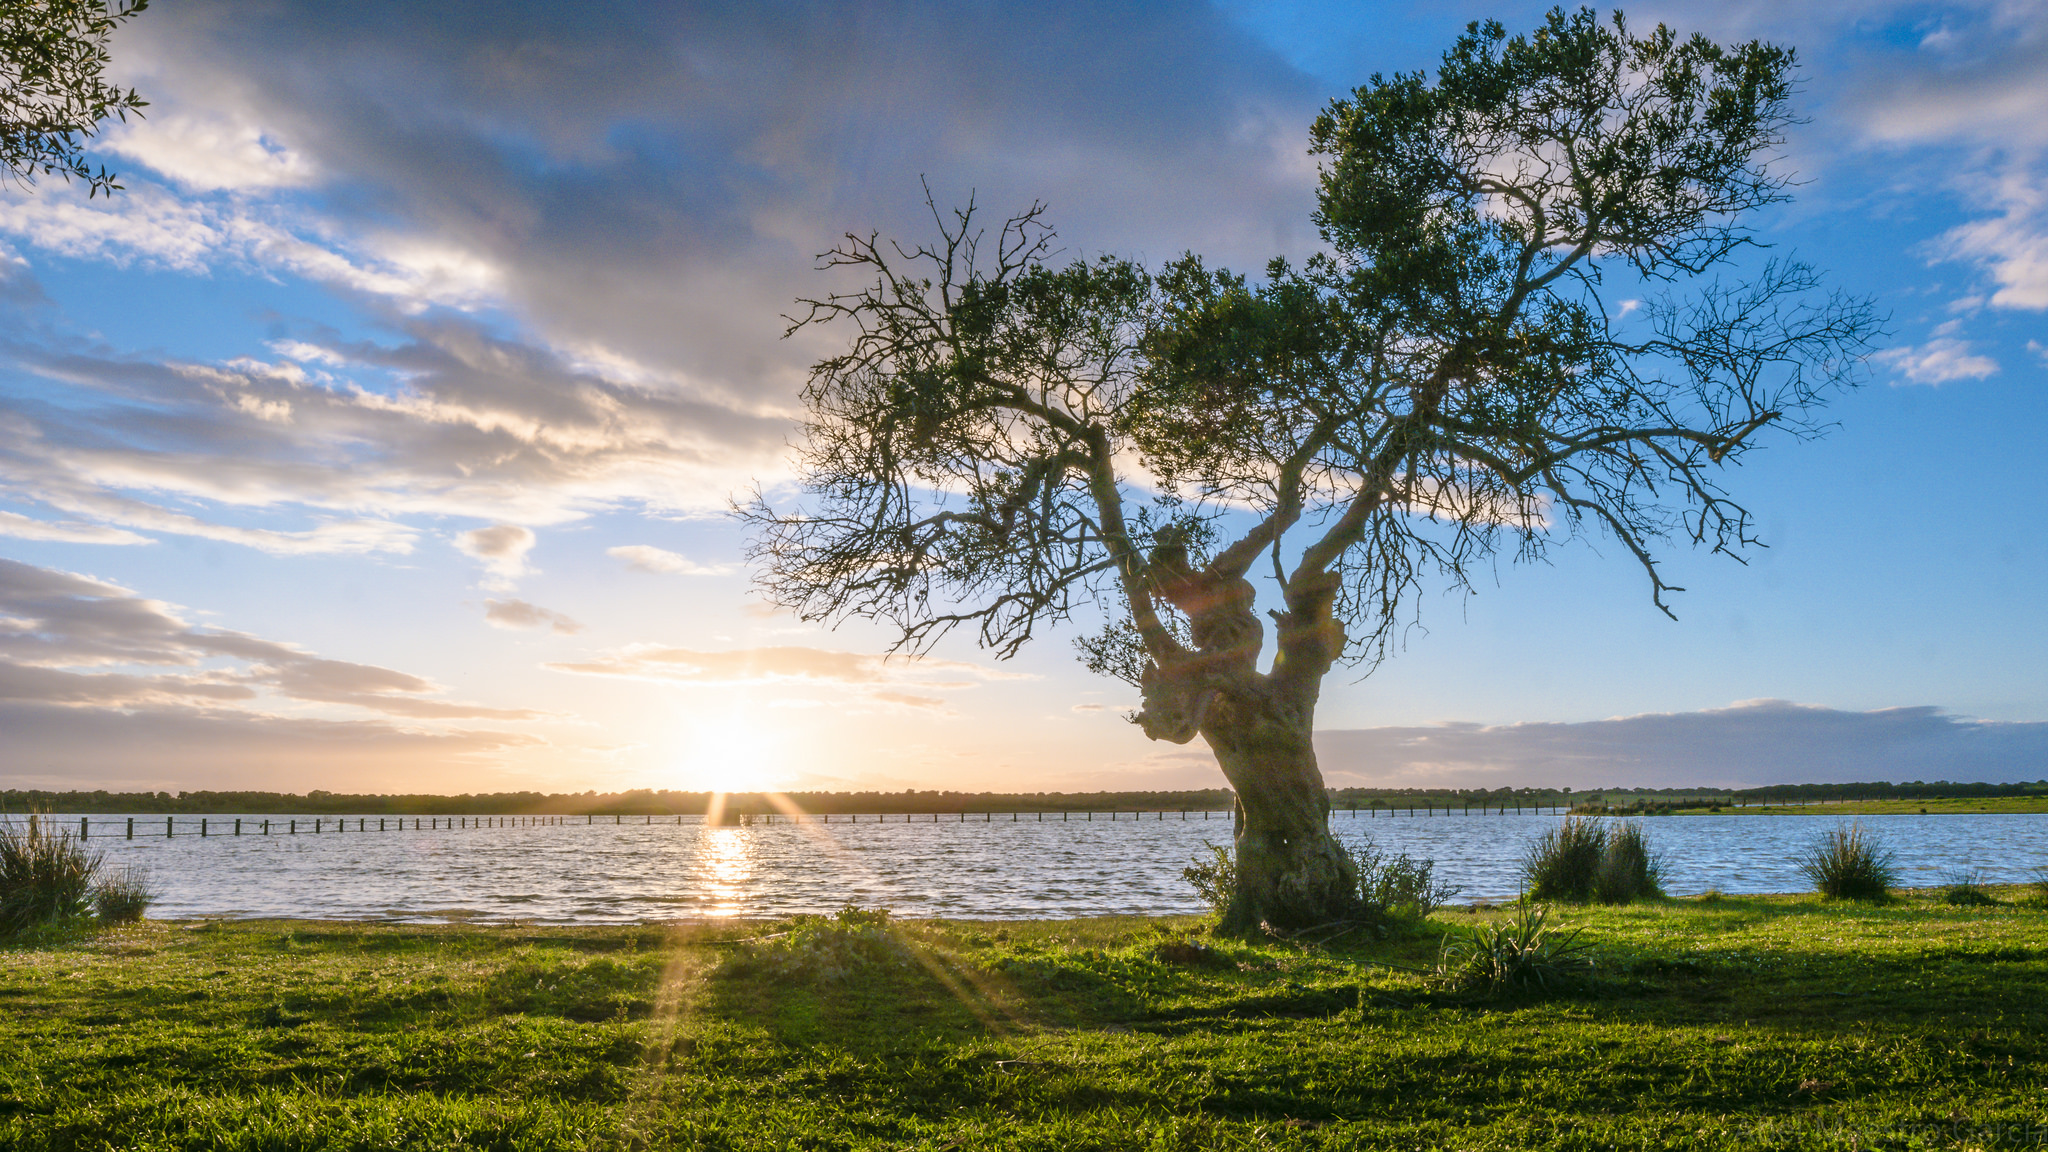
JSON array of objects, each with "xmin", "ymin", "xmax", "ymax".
[{"xmin": 4, "ymin": 895, "xmax": 2047, "ymax": 1149}]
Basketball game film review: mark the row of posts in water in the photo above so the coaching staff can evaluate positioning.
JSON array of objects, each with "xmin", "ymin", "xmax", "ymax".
[{"xmin": 25, "ymin": 797, "xmax": 1572, "ymax": 840}]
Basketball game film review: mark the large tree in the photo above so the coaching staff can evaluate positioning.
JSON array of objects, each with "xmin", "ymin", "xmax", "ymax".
[
  {"xmin": 1, "ymin": 0, "xmax": 148, "ymax": 196},
  {"xmin": 744, "ymin": 8, "xmax": 1878, "ymax": 931}
]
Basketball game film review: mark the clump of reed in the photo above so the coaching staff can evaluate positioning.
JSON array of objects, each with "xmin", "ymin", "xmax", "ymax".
[
  {"xmin": 0, "ymin": 815, "xmax": 156, "ymax": 938},
  {"xmin": 1796, "ymin": 822, "xmax": 1897, "ymax": 902},
  {"xmin": 0, "ymin": 814, "xmax": 100, "ymax": 936},
  {"xmin": 94, "ymin": 865, "xmax": 155, "ymax": 923},
  {"xmin": 1938, "ymin": 868, "xmax": 1998, "ymax": 907},
  {"xmin": 1433, "ymin": 899, "xmax": 1594, "ymax": 997},
  {"xmin": 1522, "ymin": 817, "xmax": 1663, "ymax": 904}
]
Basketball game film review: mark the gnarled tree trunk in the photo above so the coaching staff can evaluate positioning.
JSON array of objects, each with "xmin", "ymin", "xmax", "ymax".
[
  {"xmin": 1202, "ymin": 683, "xmax": 1358, "ymax": 933},
  {"xmin": 1139, "ymin": 564, "xmax": 1358, "ymax": 932}
]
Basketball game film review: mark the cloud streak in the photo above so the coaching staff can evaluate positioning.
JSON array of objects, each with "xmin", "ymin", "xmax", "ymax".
[
  {"xmin": 0, "ymin": 557, "xmax": 538, "ymax": 721},
  {"xmin": 1315, "ymin": 699, "xmax": 2048, "ymax": 789}
]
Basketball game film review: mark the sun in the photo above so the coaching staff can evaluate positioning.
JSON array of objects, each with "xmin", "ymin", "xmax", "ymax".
[{"xmin": 674, "ymin": 709, "xmax": 790, "ymax": 793}]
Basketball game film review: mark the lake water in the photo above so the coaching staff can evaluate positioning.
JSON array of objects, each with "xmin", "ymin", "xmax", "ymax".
[{"xmin": 21, "ymin": 811, "xmax": 2048, "ymax": 923}]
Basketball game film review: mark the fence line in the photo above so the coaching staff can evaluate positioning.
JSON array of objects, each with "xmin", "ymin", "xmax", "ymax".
[{"xmin": 4, "ymin": 798, "xmax": 1592, "ymax": 842}]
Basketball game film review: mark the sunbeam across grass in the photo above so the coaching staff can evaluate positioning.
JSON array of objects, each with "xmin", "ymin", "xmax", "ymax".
[{"xmin": 3, "ymin": 891, "xmax": 2047, "ymax": 1149}]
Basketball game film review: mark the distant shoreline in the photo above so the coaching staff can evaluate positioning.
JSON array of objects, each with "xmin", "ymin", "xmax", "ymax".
[{"xmin": 7, "ymin": 781, "xmax": 2045, "ymax": 817}]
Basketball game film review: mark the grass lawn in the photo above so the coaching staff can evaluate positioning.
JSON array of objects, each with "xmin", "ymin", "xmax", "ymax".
[
  {"xmin": 4, "ymin": 891, "xmax": 2047, "ymax": 1149},
  {"xmin": 1666, "ymin": 798, "xmax": 2048, "ymax": 816}
]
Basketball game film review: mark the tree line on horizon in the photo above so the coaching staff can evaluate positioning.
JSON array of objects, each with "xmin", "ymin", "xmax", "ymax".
[{"xmin": 3, "ymin": 779, "xmax": 2041, "ymax": 816}]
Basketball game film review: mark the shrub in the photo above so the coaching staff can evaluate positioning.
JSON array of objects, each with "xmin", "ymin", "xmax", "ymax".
[
  {"xmin": 1182, "ymin": 843, "xmax": 1235, "ymax": 915},
  {"xmin": 1797, "ymin": 822, "xmax": 1897, "ymax": 902},
  {"xmin": 94, "ymin": 865, "xmax": 154, "ymax": 923},
  {"xmin": 0, "ymin": 814, "xmax": 101, "ymax": 937},
  {"xmin": 1522, "ymin": 817, "xmax": 1608, "ymax": 902},
  {"xmin": 1352, "ymin": 838, "xmax": 1461, "ymax": 919},
  {"xmin": 1433, "ymin": 900, "xmax": 1594, "ymax": 997},
  {"xmin": 1183, "ymin": 838, "xmax": 1459, "ymax": 925},
  {"xmin": 1594, "ymin": 822, "xmax": 1665, "ymax": 904}
]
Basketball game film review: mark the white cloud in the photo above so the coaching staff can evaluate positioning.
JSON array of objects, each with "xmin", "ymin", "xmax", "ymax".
[
  {"xmin": 1873, "ymin": 337, "xmax": 2000, "ymax": 384},
  {"xmin": 607, "ymin": 544, "xmax": 733, "ymax": 576},
  {"xmin": 481, "ymin": 598, "xmax": 583, "ymax": 635},
  {"xmin": 456, "ymin": 524, "xmax": 536, "ymax": 587},
  {"xmin": 0, "ymin": 511, "xmax": 151, "ymax": 545},
  {"xmin": 100, "ymin": 112, "xmax": 318, "ymax": 193}
]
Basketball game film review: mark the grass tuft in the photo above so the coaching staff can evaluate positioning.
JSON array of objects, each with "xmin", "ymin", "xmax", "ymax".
[
  {"xmin": 1522, "ymin": 816, "xmax": 1607, "ymax": 902},
  {"xmin": 1432, "ymin": 899, "xmax": 1594, "ymax": 997},
  {"xmin": 0, "ymin": 814, "xmax": 101, "ymax": 937},
  {"xmin": 1523, "ymin": 817, "xmax": 1664, "ymax": 904},
  {"xmin": 94, "ymin": 865, "xmax": 156, "ymax": 923},
  {"xmin": 1593, "ymin": 821, "xmax": 1664, "ymax": 905},
  {"xmin": 1797, "ymin": 822, "xmax": 1898, "ymax": 902}
]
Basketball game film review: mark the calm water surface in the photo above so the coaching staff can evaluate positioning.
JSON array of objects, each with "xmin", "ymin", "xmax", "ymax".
[{"xmin": 29, "ymin": 811, "xmax": 2048, "ymax": 922}]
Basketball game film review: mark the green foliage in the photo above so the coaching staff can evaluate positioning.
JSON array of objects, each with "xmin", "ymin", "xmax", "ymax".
[
  {"xmin": 714, "ymin": 906, "xmax": 913, "ymax": 985},
  {"xmin": 92, "ymin": 863, "xmax": 152, "ymax": 923},
  {"xmin": 1181, "ymin": 842, "xmax": 1235, "ymax": 914},
  {"xmin": 1433, "ymin": 900, "xmax": 1595, "ymax": 997},
  {"xmin": 1798, "ymin": 822, "xmax": 1898, "ymax": 902},
  {"xmin": 1938, "ymin": 869, "xmax": 1998, "ymax": 907},
  {"xmin": 1351, "ymin": 838, "xmax": 1461, "ymax": 919},
  {"xmin": 0, "ymin": 0, "xmax": 148, "ymax": 195},
  {"xmin": 0, "ymin": 815, "xmax": 99, "ymax": 935},
  {"xmin": 1522, "ymin": 815, "xmax": 1607, "ymax": 901},
  {"xmin": 1184, "ymin": 837, "xmax": 1458, "ymax": 925},
  {"xmin": 1594, "ymin": 821, "xmax": 1666, "ymax": 904},
  {"xmin": 1524, "ymin": 817, "xmax": 1664, "ymax": 904}
]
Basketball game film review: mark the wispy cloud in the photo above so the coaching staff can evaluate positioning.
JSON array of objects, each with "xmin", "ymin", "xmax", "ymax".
[
  {"xmin": 1874, "ymin": 334, "xmax": 2000, "ymax": 384},
  {"xmin": 0, "ymin": 557, "xmax": 537, "ymax": 721},
  {"xmin": 607, "ymin": 544, "xmax": 733, "ymax": 576},
  {"xmin": 547, "ymin": 644, "xmax": 1030, "ymax": 712},
  {"xmin": 481, "ymin": 598, "xmax": 583, "ymax": 635}
]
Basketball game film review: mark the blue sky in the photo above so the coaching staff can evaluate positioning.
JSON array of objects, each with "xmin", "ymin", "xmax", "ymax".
[{"xmin": 1, "ymin": 0, "xmax": 2044, "ymax": 796}]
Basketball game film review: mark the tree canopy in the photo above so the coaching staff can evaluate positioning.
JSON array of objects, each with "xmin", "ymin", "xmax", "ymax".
[
  {"xmin": 1, "ymin": 0, "xmax": 148, "ymax": 196},
  {"xmin": 744, "ymin": 7, "xmax": 1880, "ymax": 929}
]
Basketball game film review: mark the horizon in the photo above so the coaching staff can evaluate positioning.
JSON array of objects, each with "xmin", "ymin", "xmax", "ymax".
[{"xmin": 4, "ymin": 1, "xmax": 2047, "ymax": 797}]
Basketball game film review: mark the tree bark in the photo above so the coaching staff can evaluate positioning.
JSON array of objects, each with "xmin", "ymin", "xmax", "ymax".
[
  {"xmin": 1136, "ymin": 564, "xmax": 1358, "ymax": 933},
  {"xmin": 1202, "ymin": 683, "xmax": 1358, "ymax": 933}
]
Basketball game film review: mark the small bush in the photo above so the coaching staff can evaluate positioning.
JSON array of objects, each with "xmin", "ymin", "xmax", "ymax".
[
  {"xmin": 1182, "ymin": 843, "xmax": 1234, "ymax": 915},
  {"xmin": 1433, "ymin": 900, "xmax": 1594, "ymax": 997},
  {"xmin": 1352, "ymin": 838, "xmax": 1461, "ymax": 919},
  {"xmin": 1183, "ymin": 838, "xmax": 1458, "ymax": 925},
  {"xmin": 0, "ymin": 815, "xmax": 102, "ymax": 936},
  {"xmin": 1594, "ymin": 822, "xmax": 1665, "ymax": 904},
  {"xmin": 1797, "ymin": 822, "xmax": 1897, "ymax": 902},
  {"xmin": 94, "ymin": 865, "xmax": 154, "ymax": 923}
]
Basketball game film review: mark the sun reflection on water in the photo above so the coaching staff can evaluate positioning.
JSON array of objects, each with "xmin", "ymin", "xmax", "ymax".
[{"xmin": 693, "ymin": 827, "xmax": 755, "ymax": 916}]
